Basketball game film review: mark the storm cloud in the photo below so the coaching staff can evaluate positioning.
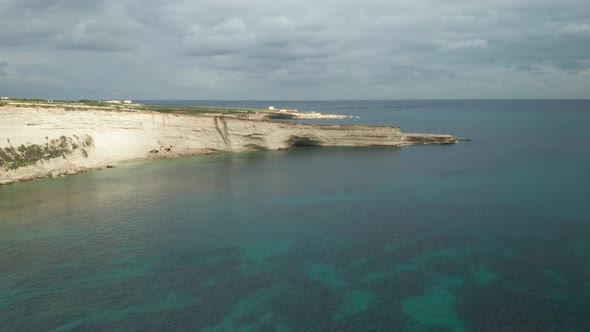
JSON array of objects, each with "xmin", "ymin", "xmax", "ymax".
[{"xmin": 0, "ymin": 0, "xmax": 588, "ymax": 99}]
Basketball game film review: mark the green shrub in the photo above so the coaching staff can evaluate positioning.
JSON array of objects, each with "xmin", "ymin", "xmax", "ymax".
[{"xmin": 0, "ymin": 135, "xmax": 92, "ymax": 170}]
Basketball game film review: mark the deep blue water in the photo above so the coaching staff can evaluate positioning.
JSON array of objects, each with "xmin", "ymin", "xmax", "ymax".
[{"xmin": 1, "ymin": 100, "xmax": 590, "ymax": 331}]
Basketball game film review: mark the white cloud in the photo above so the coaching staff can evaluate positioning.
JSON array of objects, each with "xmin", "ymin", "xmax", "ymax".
[
  {"xmin": 560, "ymin": 23, "xmax": 590, "ymax": 36},
  {"xmin": 439, "ymin": 39, "xmax": 489, "ymax": 51},
  {"xmin": 213, "ymin": 18, "xmax": 246, "ymax": 34},
  {"xmin": 444, "ymin": 15, "xmax": 477, "ymax": 23},
  {"xmin": 1, "ymin": 0, "xmax": 590, "ymax": 99}
]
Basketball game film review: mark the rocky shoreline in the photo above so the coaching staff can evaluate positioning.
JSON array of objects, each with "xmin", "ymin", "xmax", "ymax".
[{"xmin": 0, "ymin": 106, "xmax": 463, "ymax": 185}]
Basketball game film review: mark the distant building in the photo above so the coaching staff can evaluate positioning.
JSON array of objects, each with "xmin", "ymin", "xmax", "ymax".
[
  {"xmin": 105, "ymin": 100, "xmax": 122, "ymax": 104},
  {"xmin": 123, "ymin": 100, "xmax": 133, "ymax": 104},
  {"xmin": 0, "ymin": 97, "xmax": 8, "ymax": 100},
  {"xmin": 269, "ymin": 106, "xmax": 298, "ymax": 112}
]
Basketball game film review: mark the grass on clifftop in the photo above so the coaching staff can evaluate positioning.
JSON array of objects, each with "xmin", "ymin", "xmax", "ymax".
[
  {"xmin": 1, "ymin": 98, "xmax": 264, "ymax": 115},
  {"xmin": 138, "ymin": 104, "xmax": 261, "ymax": 115}
]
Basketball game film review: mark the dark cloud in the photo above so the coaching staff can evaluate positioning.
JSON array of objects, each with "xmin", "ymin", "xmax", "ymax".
[
  {"xmin": 0, "ymin": 0, "xmax": 589, "ymax": 99},
  {"xmin": 558, "ymin": 62, "xmax": 588, "ymax": 74}
]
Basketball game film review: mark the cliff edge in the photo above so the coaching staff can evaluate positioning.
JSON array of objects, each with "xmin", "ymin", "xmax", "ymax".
[{"xmin": 0, "ymin": 107, "xmax": 461, "ymax": 184}]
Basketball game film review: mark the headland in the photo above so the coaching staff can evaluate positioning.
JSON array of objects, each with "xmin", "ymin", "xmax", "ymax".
[{"xmin": 0, "ymin": 99, "xmax": 463, "ymax": 184}]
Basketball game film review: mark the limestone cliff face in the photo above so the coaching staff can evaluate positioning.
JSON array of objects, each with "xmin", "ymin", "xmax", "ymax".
[{"xmin": 0, "ymin": 108, "xmax": 460, "ymax": 184}]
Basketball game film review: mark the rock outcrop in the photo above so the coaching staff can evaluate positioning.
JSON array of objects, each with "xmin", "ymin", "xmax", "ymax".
[{"xmin": 0, "ymin": 107, "xmax": 461, "ymax": 184}]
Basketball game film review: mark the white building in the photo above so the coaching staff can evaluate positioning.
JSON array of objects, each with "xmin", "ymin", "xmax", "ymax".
[
  {"xmin": 268, "ymin": 106, "xmax": 275, "ymax": 110},
  {"xmin": 123, "ymin": 100, "xmax": 133, "ymax": 104},
  {"xmin": 0, "ymin": 97, "xmax": 8, "ymax": 100}
]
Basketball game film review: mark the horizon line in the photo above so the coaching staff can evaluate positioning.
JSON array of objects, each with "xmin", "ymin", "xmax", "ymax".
[{"xmin": 3, "ymin": 96, "xmax": 590, "ymax": 102}]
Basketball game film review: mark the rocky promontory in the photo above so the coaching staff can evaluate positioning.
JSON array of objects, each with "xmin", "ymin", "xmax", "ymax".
[{"xmin": 0, "ymin": 105, "xmax": 462, "ymax": 184}]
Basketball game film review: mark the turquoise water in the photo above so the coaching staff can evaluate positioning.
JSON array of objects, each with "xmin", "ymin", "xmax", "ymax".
[{"xmin": 1, "ymin": 100, "xmax": 590, "ymax": 331}]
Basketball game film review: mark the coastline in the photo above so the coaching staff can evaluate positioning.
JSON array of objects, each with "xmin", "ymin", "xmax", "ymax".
[{"xmin": 0, "ymin": 104, "xmax": 462, "ymax": 185}]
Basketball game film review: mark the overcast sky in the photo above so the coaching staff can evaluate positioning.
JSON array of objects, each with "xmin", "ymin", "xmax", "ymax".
[{"xmin": 1, "ymin": 0, "xmax": 589, "ymax": 100}]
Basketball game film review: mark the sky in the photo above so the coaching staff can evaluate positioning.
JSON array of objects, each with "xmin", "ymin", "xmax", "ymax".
[{"xmin": 0, "ymin": 0, "xmax": 589, "ymax": 100}]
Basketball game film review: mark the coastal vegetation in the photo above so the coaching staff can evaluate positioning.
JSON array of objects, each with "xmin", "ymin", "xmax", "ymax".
[
  {"xmin": 0, "ymin": 98, "xmax": 352, "ymax": 120},
  {"xmin": 0, "ymin": 135, "xmax": 92, "ymax": 170},
  {"xmin": 264, "ymin": 112, "xmax": 297, "ymax": 119},
  {"xmin": 0, "ymin": 98, "xmax": 262, "ymax": 116}
]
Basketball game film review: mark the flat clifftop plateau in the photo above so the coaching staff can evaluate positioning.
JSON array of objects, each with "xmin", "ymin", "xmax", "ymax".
[{"xmin": 0, "ymin": 107, "xmax": 462, "ymax": 184}]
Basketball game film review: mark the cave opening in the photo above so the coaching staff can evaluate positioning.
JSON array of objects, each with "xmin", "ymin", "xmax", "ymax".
[{"xmin": 286, "ymin": 136, "xmax": 321, "ymax": 147}]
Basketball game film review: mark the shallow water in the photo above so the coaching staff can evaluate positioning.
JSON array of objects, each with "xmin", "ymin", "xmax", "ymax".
[{"xmin": 1, "ymin": 100, "xmax": 590, "ymax": 331}]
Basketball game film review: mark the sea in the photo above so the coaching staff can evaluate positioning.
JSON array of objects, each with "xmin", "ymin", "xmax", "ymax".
[{"xmin": 1, "ymin": 100, "xmax": 590, "ymax": 331}]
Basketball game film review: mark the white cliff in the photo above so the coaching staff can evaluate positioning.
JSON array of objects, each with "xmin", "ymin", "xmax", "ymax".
[{"xmin": 0, "ymin": 107, "xmax": 461, "ymax": 184}]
